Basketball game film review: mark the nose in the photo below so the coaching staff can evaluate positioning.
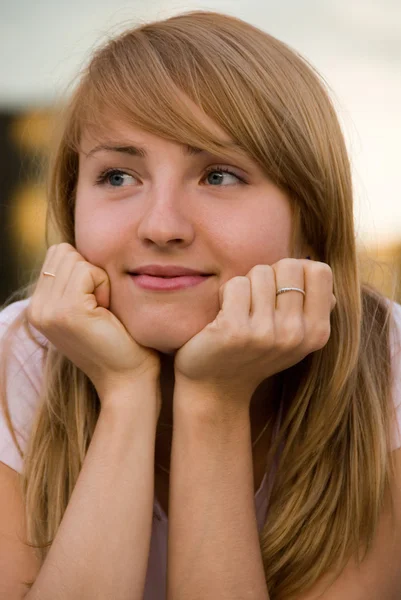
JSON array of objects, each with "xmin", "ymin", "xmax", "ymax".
[{"xmin": 136, "ymin": 183, "xmax": 195, "ymax": 248}]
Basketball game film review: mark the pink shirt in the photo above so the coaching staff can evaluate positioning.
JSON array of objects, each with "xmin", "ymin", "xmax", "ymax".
[{"xmin": 1, "ymin": 298, "xmax": 401, "ymax": 598}]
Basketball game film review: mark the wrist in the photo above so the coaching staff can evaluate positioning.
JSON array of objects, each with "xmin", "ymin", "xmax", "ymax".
[
  {"xmin": 99, "ymin": 373, "xmax": 161, "ymax": 419},
  {"xmin": 173, "ymin": 376, "xmax": 250, "ymax": 424},
  {"xmin": 172, "ymin": 389, "xmax": 251, "ymax": 457}
]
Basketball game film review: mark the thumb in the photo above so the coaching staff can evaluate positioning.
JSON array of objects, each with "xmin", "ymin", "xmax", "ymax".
[{"xmin": 88, "ymin": 265, "xmax": 111, "ymax": 309}]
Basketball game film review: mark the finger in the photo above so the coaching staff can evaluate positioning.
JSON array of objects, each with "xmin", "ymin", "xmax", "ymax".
[
  {"xmin": 219, "ymin": 276, "xmax": 251, "ymax": 327},
  {"xmin": 246, "ymin": 265, "xmax": 275, "ymax": 323},
  {"xmin": 303, "ymin": 261, "xmax": 333, "ymax": 323},
  {"xmin": 29, "ymin": 244, "xmax": 75, "ymax": 326},
  {"xmin": 273, "ymin": 258, "xmax": 305, "ymax": 315},
  {"xmin": 41, "ymin": 243, "xmax": 85, "ymax": 303},
  {"xmin": 63, "ymin": 260, "xmax": 110, "ymax": 311},
  {"xmin": 47, "ymin": 251, "xmax": 86, "ymax": 301},
  {"xmin": 38, "ymin": 244, "xmax": 59, "ymax": 291}
]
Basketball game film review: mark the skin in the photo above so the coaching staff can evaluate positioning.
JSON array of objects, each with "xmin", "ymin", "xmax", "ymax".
[{"xmin": 74, "ymin": 111, "xmax": 312, "ymax": 490}]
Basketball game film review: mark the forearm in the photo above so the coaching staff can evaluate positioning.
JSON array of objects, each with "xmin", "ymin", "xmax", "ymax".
[
  {"xmin": 26, "ymin": 376, "xmax": 160, "ymax": 600},
  {"xmin": 167, "ymin": 382, "xmax": 269, "ymax": 600}
]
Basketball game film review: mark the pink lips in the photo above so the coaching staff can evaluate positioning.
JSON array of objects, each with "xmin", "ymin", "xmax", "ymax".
[{"xmin": 131, "ymin": 274, "xmax": 210, "ymax": 291}]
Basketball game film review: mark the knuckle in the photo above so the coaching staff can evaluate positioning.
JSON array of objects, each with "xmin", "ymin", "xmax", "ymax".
[
  {"xmin": 65, "ymin": 253, "xmax": 82, "ymax": 269},
  {"xmin": 58, "ymin": 242, "xmax": 74, "ymax": 253},
  {"xmin": 230, "ymin": 275, "xmax": 249, "ymax": 286},
  {"xmin": 278, "ymin": 318, "xmax": 304, "ymax": 349},
  {"xmin": 248, "ymin": 264, "xmax": 272, "ymax": 277},
  {"xmin": 310, "ymin": 322, "xmax": 331, "ymax": 350},
  {"xmin": 50, "ymin": 242, "xmax": 77, "ymax": 261},
  {"xmin": 75, "ymin": 259, "xmax": 89, "ymax": 270},
  {"xmin": 312, "ymin": 261, "xmax": 333, "ymax": 282},
  {"xmin": 73, "ymin": 259, "xmax": 91, "ymax": 276},
  {"xmin": 253, "ymin": 324, "xmax": 275, "ymax": 345},
  {"xmin": 224, "ymin": 325, "xmax": 250, "ymax": 347},
  {"xmin": 279, "ymin": 258, "xmax": 301, "ymax": 269},
  {"xmin": 223, "ymin": 276, "xmax": 250, "ymax": 296}
]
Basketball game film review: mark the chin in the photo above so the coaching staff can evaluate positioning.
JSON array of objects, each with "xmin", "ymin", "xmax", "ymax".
[
  {"xmin": 131, "ymin": 329, "xmax": 193, "ymax": 354},
  {"xmin": 113, "ymin": 301, "xmax": 219, "ymax": 354}
]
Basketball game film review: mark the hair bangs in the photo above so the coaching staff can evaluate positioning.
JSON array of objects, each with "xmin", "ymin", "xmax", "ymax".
[{"xmin": 66, "ymin": 33, "xmax": 248, "ymax": 163}]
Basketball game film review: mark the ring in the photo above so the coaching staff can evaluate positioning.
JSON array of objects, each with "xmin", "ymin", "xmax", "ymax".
[
  {"xmin": 276, "ymin": 287, "xmax": 305, "ymax": 296},
  {"xmin": 42, "ymin": 271, "xmax": 56, "ymax": 278}
]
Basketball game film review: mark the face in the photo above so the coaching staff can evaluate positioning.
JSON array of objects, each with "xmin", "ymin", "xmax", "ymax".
[{"xmin": 75, "ymin": 117, "xmax": 295, "ymax": 354}]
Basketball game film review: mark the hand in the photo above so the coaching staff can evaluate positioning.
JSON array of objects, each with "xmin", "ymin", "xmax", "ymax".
[
  {"xmin": 27, "ymin": 243, "xmax": 160, "ymax": 403},
  {"xmin": 174, "ymin": 258, "xmax": 336, "ymax": 413}
]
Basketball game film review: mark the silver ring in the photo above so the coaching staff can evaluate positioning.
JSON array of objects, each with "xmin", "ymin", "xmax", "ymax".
[
  {"xmin": 42, "ymin": 271, "xmax": 56, "ymax": 278},
  {"xmin": 276, "ymin": 287, "xmax": 305, "ymax": 296}
]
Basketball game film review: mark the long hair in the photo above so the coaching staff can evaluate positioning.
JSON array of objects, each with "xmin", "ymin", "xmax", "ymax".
[{"xmin": 1, "ymin": 11, "xmax": 400, "ymax": 598}]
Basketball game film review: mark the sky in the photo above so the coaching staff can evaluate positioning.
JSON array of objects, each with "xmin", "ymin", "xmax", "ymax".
[{"xmin": 1, "ymin": 0, "xmax": 401, "ymax": 249}]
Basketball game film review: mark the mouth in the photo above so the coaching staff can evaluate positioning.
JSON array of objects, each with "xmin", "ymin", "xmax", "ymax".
[
  {"xmin": 130, "ymin": 264, "xmax": 212, "ymax": 277},
  {"xmin": 131, "ymin": 274, "xmax": 206, "ymax": 278},
  {"xmin": 130, "ymin": 273, "xmax": 211, "ymax": 291}
]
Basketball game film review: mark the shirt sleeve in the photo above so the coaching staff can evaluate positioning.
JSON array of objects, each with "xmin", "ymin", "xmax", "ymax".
[
  {"xmin": 0, "ymin": 299, "xmax": 47, "ymax": 473},
  {"xmin": 389, "ymin": 301, "xmax": 401, "ymax": 451}
]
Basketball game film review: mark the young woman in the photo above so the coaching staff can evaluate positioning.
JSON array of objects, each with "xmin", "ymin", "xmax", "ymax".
[{"xmin": 1, "ymin": 10, "xmax": 401, "ymax": 600}]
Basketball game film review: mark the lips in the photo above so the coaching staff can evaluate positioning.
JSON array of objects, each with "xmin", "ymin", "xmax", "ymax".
[
  {"xmin": 131, "ymin": 265, "xmax": 211, "ymax": 277},
  {"xmin": 130, "ymin": 273, "xmax": 210, "ymax": 291}
]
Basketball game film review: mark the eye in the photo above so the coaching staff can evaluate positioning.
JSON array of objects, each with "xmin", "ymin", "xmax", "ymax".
[
  {"xmin": 95, "ymin": 169, "xmax": 137, "ymax": 187},
  {"xmin": 203, "ymin": 167, "xmax": 246, "ymax": 186}
]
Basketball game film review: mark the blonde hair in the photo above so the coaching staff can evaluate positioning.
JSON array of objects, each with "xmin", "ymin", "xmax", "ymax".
[{"xmin": 1, "ymin": 11, "xmax": 400, "ymax": 598}]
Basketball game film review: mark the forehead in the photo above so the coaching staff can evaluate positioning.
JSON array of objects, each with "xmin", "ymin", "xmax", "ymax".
[
  {"xmin": 77, "ymin": 85, "xmax": 253, "ymax": 162},
  {"xmin": 79, "ymin": 122, "xmax": 199, "ymax": 153},
  {"xmin": 80, "ymin": 113, "xmax": 229, "ymax": 147},
  {"xmin": 79, "ymin": 120, "xmax": 256, "ymax": 167}
]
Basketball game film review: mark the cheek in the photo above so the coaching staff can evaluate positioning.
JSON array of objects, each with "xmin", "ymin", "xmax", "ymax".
[
  {"xmin": 250, "ymin": 217, "xmax": 292, "ymax": 260},
  {"xmin": 74, "ymin": 196, "xmax": 127, "ymax": 264},
  {"xmin": 217, "ymin": 204, "xmax": 292, "ymax": 269}
]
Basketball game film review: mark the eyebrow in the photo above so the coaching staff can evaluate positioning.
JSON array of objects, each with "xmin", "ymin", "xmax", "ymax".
[{"xmin": 85, "ymin": 143, "xmax": 206, "ymax": 159}]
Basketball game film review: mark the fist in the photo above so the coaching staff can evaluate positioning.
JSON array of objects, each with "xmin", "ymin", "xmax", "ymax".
[
  {"xmin": 174, "ymin": 258, "xmax": 336, "ymax": 407},
  {"xmin": 27, "ymin": 243, "xmax": 160, "ymax": 400}
]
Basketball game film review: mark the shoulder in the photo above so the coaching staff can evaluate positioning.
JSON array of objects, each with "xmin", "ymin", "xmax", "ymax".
[
  {"xmin": 0, "ymin": 298, "xmax": 48, "ymax": 473},
  {"xmin": 0, "ymin": 297, "xmax": 48, "ymax": 345},
  {"xmin": 0, "ymin": 298, "xmax": 48, "ymax": 388}
]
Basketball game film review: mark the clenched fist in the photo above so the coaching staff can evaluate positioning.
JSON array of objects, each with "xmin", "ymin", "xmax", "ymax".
[
  {"xmin": 174, "ymin": 258, "xmax": 336, "ymax": 412},
  {"xmin": 28, "ymin": 243, "xmax": 160, "ymax": 403}
]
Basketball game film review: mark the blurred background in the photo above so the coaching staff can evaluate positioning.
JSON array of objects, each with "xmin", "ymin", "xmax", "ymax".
[{"xmin": 1, "ymin": 0, "xmax": 400, "ymax": 305}]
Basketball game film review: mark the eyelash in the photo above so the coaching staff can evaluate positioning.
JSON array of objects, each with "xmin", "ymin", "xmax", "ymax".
[{"xmin": 95, "ymin": 166, "xmax": 248, "ymax": 187}]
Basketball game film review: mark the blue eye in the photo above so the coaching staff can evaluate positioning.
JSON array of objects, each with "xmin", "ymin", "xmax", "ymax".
[
  {"xmin": 203, "ymin": 167, "xmax": 245, "ymax": 186},
  {"xmin": 95, "ymin": 166, "xmax": 247, "ymax": 188},
  {"xmin": 96, "ymin": 169, "xmax": 136, "ymax": 187}
]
